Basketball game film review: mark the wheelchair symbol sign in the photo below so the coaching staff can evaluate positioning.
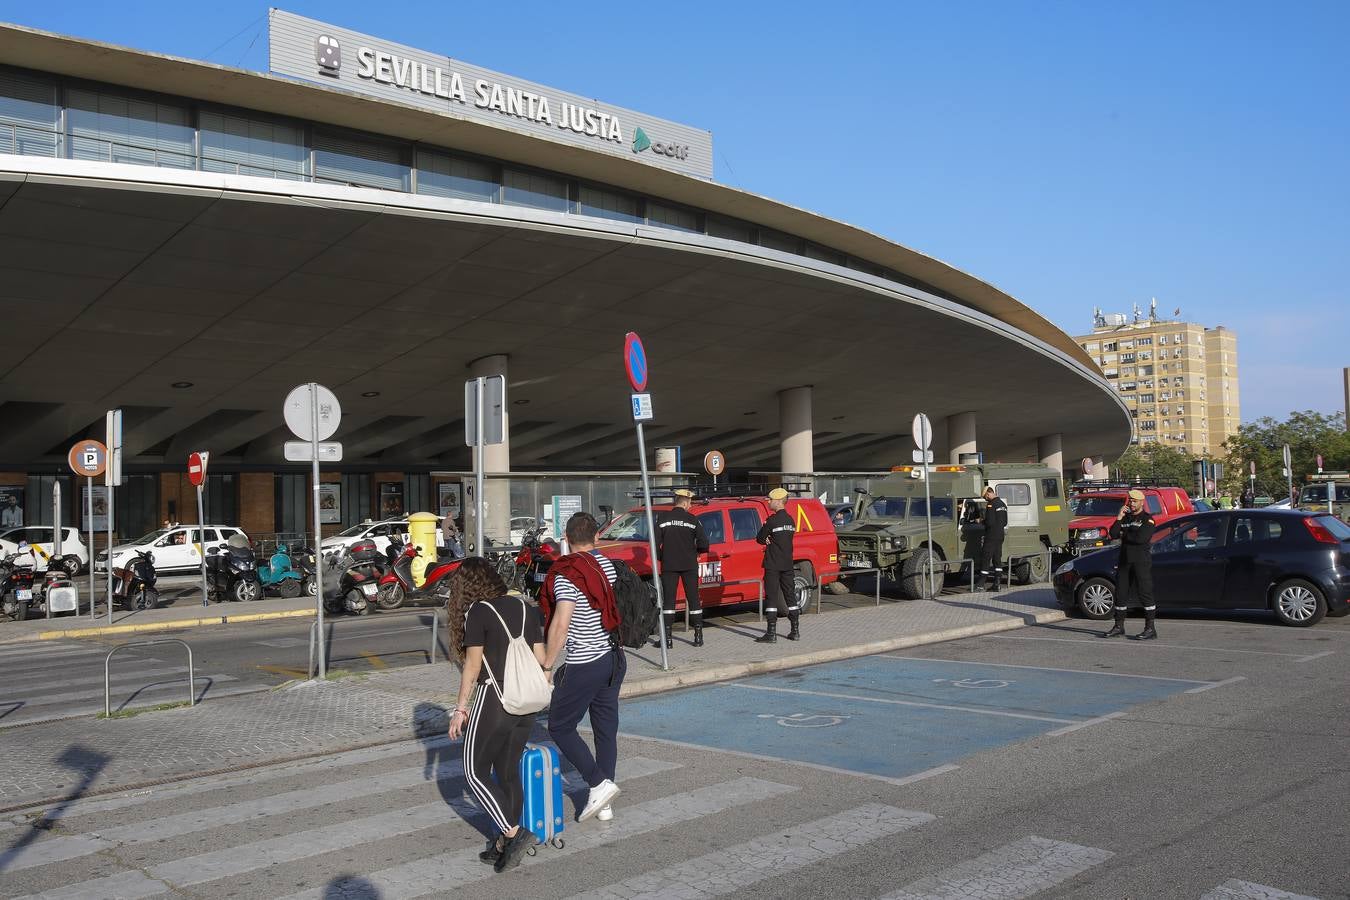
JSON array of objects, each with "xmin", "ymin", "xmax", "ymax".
[{"xmin": 757, "ymin": 712, "xmax": 851, "ymax": 728}]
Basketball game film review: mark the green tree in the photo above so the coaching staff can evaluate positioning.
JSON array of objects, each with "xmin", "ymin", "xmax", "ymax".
[
  {"xmin": 1111, "ymin": 445, "xmax": 1197, "ymax": 487},
  {"xmin": 1221, "ymin": 410, "xmax": 1350, "ymax": 499}
]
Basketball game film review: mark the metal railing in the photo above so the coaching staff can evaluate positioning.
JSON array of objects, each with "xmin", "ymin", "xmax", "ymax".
[
  {"xmin": 835, "ymin": 567, "xmax": 885, "ymax": 605},
  {"xmin": 1006, "ymin": 550, "xmax": 1053, "ymax": 587},
  {"xmin": 918, "ymin": 558, "xmax": 978, "ymax": 597},
  {"xmin": 104, "ymin": 638, "xmax": 194, "ymax": 717}
]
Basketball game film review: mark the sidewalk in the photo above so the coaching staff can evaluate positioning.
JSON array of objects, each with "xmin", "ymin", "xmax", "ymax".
[{"xmin": 0, "ymin": 586, "xmax": 1064, "ymax": 812}]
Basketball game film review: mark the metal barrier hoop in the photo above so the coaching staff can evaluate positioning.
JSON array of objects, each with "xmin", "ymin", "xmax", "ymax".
[{"xmin": 104, "ymin": 638, "xmax": 194, "ymax": 718}]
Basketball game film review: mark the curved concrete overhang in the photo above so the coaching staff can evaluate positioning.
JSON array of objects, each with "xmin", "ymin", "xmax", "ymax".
[
  {"xmin": 0, "ymin": 21, "xmax": 1096, "ymax": 371},
  {"xmin": 0, "ymin": 156, "xmax": 1131, "ymax": 472}
]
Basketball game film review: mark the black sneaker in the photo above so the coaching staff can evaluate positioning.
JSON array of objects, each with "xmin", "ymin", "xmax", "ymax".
[
  {"xmin": 478, "ymin": 836, "xmax": 504, "ymax": 866},
  {"xmin": 494, "ymin": 828, "xmax": 535, "ymax": 873}
]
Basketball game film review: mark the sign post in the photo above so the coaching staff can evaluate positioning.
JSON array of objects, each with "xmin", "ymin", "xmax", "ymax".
[
  {"xmin": 912, "ymin": 413, "xmax": 935, "ymax": 600},
  {"xmin": 704, "ymin": 450, "xmax": 726, "ymax": 487},
  {"xmin": 1249, "ymin": 460, "xmax": 1256, "ymax": 505},
  {"xmin": 284, "ymin": 384, "xmax": 342, "ymax": 679},
  {"xmin": 625, "ymin": 332, "xmax": 668, "ymax": 671},
  {"xmin": 189, "ymin": 451, "xmax": 210, "ymax": 608},
  {"xmin": 1282, "ymin": 444, "xmax": 1293, "ymax": 507},
  {"xmin": 68, "ymin": 439, "xmax": 106, "ymax": 619},
  {"xmin": 105, "ymin": 409, "xmax": 122, "ymax": 624},
  {"xmin": 464, "ymin": 375, "xmax": 505, "ymax": 555}
]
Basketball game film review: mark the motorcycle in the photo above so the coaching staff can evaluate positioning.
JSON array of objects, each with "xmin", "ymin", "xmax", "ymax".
[
  {"xmin": 292, "ymin": 544, "xmax": 319, "ymax": 597},
  {"xmin": 258, "ymin": 544, "xmax": 305, "ymax": 598},
  {"xmin": 205, "ymin": 535, "xmax": 262, "ymax": 603},
  {"xmin": 0, "ymin": 551, "xmax": 36, "ymax": 620},
  {"xmin": 513, "ymin": 525, "xmax": 562, "ymax": 599},
  {"xmin": 322, "ymin": 539, "xmax": 387, "ymax": 616},
  {"xmin": 376, "ymin": 537, "xmax": 462, "ymax": 611},
  {"xmin": 111, "ymin": 549, "xmax": 159, "ymax": 611}
]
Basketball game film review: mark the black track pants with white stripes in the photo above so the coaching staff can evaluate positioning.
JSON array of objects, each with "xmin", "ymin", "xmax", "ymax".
[{"xmin": 463, "ymin": 686, "xmax": 536, "ymax": 834}]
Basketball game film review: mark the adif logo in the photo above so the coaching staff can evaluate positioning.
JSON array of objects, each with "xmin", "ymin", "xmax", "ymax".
[
  {"xmin": 316, "ymin": 35, "xmax": 341, "ymax": 75},
  {"xmin": 632, "ymin": 126, "xmax": 689, "ymax": 161},
  {"xmin": 632, "ymin": 127, "xmax": 651, "ymax": 154}
]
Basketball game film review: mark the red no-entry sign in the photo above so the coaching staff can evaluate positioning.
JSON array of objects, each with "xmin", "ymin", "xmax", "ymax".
[{"xmin": 188, "ymin": 451, "xmax": 209, "ymax": 487}]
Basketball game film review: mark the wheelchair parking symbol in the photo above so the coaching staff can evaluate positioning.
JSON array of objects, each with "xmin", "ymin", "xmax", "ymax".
[
  {"xmin": 932, "ymin": 678, "xmax": 1013, "ymax": 689},
  {"xmin": 757, "ymin": 712, "xmax": 851, "ymax": 728}
]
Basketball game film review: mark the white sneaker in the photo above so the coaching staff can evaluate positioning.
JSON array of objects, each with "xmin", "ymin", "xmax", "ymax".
[
  {"xmin": 578, "ymin": 779, "xmax": 621, "ymax": 822},
  {"xmin": 597, "ymin": 805, "xmax": 613, "ymax": 822}
]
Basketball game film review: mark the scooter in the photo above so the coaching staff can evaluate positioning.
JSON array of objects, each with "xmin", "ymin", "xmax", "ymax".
[
  {"xmin": 322, "ymin": 539, "xmax": 387, "ymax": 616},
  {"xmin": 292, "ymin": 544, "xmax": 319, "ymax": 597},
  {"xmin": 376, "ymin": 537, "xmax": 462, "ymax": 611},
  {"xmin": 258, "ymin": 545, "xmax": 304, "ymax": 598},
  {"xmin": 514, "ymin": 525, "xmax": 562, "ymax": 600},
  {"xmin": 205, "ymin": 535, "xmax": 262, "ymax": 603},
  {"xmin": 111, "ymin": 549, "xmax": 159, "ymax": 611},
  {"xmin": 0, "ymin": 551, "xmax": 36, "ymax": 620}
]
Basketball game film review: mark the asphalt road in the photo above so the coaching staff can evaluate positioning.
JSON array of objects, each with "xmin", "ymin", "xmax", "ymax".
[{"xmin": 1, "ymin": 610, "xmax": 1345, "ymax": 897}]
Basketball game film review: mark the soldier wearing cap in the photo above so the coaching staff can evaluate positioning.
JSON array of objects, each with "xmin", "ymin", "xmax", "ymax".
[
  {"xmin": 1102, "ymin": 488, "xmax": 1158, "ymax": 640},
  {"xmin": 655, "ymin": 488, "xmax": 710, "ymax": 648},
  {"xmin": 754, "ymin": 488, "xmax": 799, "ymax": 643},
  {"xmin": 979, "ymin": 485, "xmax": 1009, "ymax": 592}
]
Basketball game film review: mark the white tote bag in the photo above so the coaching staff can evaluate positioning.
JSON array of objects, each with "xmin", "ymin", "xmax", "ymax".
[{"xmin": 479, "ymin": 598, "xmax": 552, "ymax": 715}]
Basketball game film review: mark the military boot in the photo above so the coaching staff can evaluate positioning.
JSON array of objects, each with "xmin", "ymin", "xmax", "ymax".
[
  {"xmin": 754, "ymin": 614, "xmax": 778, "ymax": 644},
  {"xmin": 783, "ymin": 612, "xmax": 801, "ymax": 641}
]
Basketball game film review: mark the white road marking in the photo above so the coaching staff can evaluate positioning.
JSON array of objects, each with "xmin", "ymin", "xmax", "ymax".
[
  {"xmin": 8, "ymin": 673, "xmax": 240, "ymax": 710},
  {"xmin": 877, "ymin": 835, "xmax": 1112, "ymax": 899},
  {"xmin": 271, "ymin": 777, "xmax": 801, "ymax": 900},
  {"xmin": 0, "ymin": 644, "xmax": 116, "ymax": 662},
  {"xmin": 724, "ymin": 681, "xmax": 1080, "ymax": 724},
  {"xmin": 989, "ymin": 635, "xmax": 1309, "ymax": 657},
  {"xmin": 1294, "ymin": 650, "xmax": 1335, "ymax": 663},
  {"xmin": 14, "ymin": 869, "xmax": 166, "ymax": 900},
  {"xmin": 1, "ymin": 665, "xmax": 194, "ymax": 695},
  {"xmin": 1185, "ymin": 676, "xmax": 1247, "ymax": 693},
  {"xmin": 1045, "ymin": 712, "xmax": 1126, "ymax": 737},
  {"xmin": 566, "ymin": 803, "xmax": 933, "ymax": 900},
  {"xmin": 1, "ymin": 684, "xmax": 264, "ymax": 729},
  {"xmin": 877, "ymin": 654, "xmax": 1212, "ymax": 684},
  {"xmin": 1201, "ymin": 878, "xmax": 1321, "ymax": 899}
]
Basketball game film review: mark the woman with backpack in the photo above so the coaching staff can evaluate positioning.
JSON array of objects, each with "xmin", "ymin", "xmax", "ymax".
[{"xmin": 447, "ymin": 557, "xmax": 549, "ymax": 873}]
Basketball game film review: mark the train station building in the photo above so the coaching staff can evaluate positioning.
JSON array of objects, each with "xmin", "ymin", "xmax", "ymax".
[{"xmin": 0, "ymin": 11, "xmax": 1130, "ymax": 543}]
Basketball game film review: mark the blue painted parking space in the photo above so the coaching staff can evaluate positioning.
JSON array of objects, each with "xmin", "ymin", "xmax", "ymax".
[{"xmin": 619, "ymin": 655, "xmax": 1206, "ymax": 782}]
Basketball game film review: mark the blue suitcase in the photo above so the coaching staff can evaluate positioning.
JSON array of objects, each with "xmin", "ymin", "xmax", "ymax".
[{"xmin": 519, "ymin": 743, "xmax": 565, "ymax": 849}]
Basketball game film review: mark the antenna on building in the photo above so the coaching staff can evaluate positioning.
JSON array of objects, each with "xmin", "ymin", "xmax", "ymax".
[
  {"xmin": 1149, "ymin": 297, "xmax": 1157, "ymax": 321},
  {"xmin": 1173, "ymin": 306, "xmax": 1182, "ymax": 319},
  {"xmin": 1132, "ymin": 301, "xmax": 1142, "ymax": 323},
  {"xmin": 1093, "ymin": 306, "xmax": 1105, "ymax": 328}
]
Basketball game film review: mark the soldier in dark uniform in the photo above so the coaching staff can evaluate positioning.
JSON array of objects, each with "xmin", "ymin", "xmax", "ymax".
[
  {"xmin": 979, "ymin": 486, "xmax": 1008, "ymax": 592},
  {"xmin": 655, "ymin": 488, "xmax": 710, "ymax": 648},
  {"xmin": 1102, "ymin": 489, "xmax": 1157, "ymax": 640},
  {"xmin": 754, "ymin": 488, "xmax": 798, "ymax": 644}
]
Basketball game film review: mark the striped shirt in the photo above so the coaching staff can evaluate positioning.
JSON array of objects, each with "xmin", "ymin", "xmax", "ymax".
[{"xmin": 553, "ymin": 550, "xmax": 617, "ymax": 665}]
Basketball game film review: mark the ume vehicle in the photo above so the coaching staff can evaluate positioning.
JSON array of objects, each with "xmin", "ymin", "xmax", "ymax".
[
  {"xmin": 0, "ymin": 551, "xmax": 36, "ymax": 620},
  {"xmin": 205, "ymin": 534, "xmax": 262, "ymax": 603},
  {"xmin": 323, "ymin": 539, "xmax": 388, "ymax": 616},
  {"xmin": 376, "ymin": 537, "xmax": 461, "ymax": 610},
  {"xmin": 511, "ymin": 525, "xmax": 561, "ymax": 599},
  {"xmin": 111, "ymin": 549, "xmax": 158, "ymax": 611}
]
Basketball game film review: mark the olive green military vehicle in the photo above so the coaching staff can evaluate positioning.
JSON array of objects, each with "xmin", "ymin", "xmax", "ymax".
[{"xmin": 833, "ymin": 463, "xmax": 1070, "ymax": 598}]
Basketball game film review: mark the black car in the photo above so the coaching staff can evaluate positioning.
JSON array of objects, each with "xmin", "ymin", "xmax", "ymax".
[{"xmin": 1053, "ymin": 509, "xmax": 1350, "ymax": 626}]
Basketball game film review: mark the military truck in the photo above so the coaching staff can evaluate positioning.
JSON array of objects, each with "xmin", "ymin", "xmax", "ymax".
[{"xmin": 832, "ymin": 463, "xmax": 1070, "ymax": 598}]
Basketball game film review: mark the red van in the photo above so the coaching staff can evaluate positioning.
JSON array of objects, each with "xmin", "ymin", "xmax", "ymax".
[
  {"xmin": 1068, "ymin": 483, "xmax": 1195, "ymax": 554},
  {"xmin": 596, "ymin": 492, "xmax": 841, "ymax": 612}
]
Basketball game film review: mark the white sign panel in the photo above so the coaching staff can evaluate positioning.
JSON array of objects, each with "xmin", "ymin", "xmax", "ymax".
[
  {"xmin": 284, "ymin": 441, "xmax": 344, "ymax": 462},
  {"xmin": 631, "ymin": 393, "xmax": 654, "ymax": 422},
  {"xmin": 269, "ymin": 9, "xmax": 714, "ymax": 180},
  {"xmin": 911, "ymin": 413, "xmax": 933, "ymax": 451},
  {"xmin": 284, "ymin": 384, "xmax": 342, "ymax": 442},
  {"xmin": 464, "ymin": 375, "xmax": 505, "ymax": 446}
]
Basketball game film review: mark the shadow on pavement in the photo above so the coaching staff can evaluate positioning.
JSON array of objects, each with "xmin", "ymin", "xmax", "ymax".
[
  {"xmin": 0, "ymin": 745, "xmax": 110, "ymax": 873},
  {"xmin": 322, "ymin": 874, "xmax": 381, "ymax": 898}
]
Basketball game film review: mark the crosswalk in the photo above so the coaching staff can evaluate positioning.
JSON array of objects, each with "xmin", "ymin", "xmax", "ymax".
[
  {"xmin": 0, "ymin": 734, "xmax": 1325, "ymax": 900},
  {"xmin": 0, "ymin": 640, "xmax": 252, "ymax": 727}
]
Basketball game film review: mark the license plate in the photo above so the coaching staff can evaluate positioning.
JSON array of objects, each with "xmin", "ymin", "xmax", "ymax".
[
  {"xmin": 533, "ymin": 572, "xmax": 546, "ymax": 582},
  {"xmin": 360, "ymin": 583, "xmax": 377, "ymax": 595},
  {"xmin": 16, "ymin": 589, "xmax": 31, "ymax": 601}
]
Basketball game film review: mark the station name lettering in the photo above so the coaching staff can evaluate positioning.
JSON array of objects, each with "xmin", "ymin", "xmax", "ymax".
[{"xmin": 355, "ymin": 47, "xmax": 624, "ymax": 144}]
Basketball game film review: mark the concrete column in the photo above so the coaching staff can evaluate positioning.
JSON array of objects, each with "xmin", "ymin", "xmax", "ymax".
[
  {"xmin": 1343, "ymin": 368, "xmax": 1349, "ymax": 432},
  {"xmin": 1037, "ymin": 433, "xmax": 1064, "ymax": 476},
  {"xmin": 469, "ymin": 355, "xmax": 511, "ymax": 544},
  {"xmin": 947, "ymin": 411, "xmax": 978, "ymax": 465},
  {"xmin": 778, "ymin": 386, "xmax": 814, "ymax": 475}
]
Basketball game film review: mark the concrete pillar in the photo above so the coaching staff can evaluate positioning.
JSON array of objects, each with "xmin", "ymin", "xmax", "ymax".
[
  {"xmin": 1037, "ymin": 433, "xmax": 1064, "ymax": 476},
  {"xmin": 1343, "ymin": 368, "xmax": 1349, "ymax": 432},
  {"xmin": 947, "ymin": 411, "xmax": 978, "ymax": 465},
  {"xmin": 778, "ymin": 386, "xmax": 814, "ymax": 475},
  {"xmin": 469, "ymin": 355, "xmax": 511, "ymax": 545}
]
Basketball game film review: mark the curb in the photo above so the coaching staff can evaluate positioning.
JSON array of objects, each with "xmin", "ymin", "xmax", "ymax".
[
  {"xmin": 14, "ymin": 607, "xmax": 317, "ymax": 642},
  {"xmin": 618, "ymin": 607, "xmax": 1067, "ymax": 700}
]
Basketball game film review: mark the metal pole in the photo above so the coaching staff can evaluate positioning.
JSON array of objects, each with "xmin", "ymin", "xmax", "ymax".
[
  {"xmin": 310, "ymin": 383, "xmax": 326, "ymax": 679},
  {"xmin": 635, "ymin": 421, "xmax": 669, "ymax": 671},
  {"xmin": 475, "ymin": 377, "xmax": 485, "ymax": 556},
  {"xmin": 87, "ymin": 477, "xmax": 95, "ymax": 619},
  {"xmin": 196, "ymin": 484, "xmax": 209, "ymax": 607},
  {"xmin": 48, "ymin": 481, "xmax": 60, "ymax": 620},
  {"xmin": 924, "ymin": 458, "xmax": 934, "ymax": 600},
  {"xmin": 106, "ymin": 457, "xmax": 114, "ymax": 625}
]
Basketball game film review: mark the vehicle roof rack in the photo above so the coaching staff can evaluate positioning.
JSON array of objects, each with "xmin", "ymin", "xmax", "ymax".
[
  {"xmin": 629, "ymin": 481, "xmax": 814, "ymax": 503},
  {"xmin": 1069, "ymin": 478, "xmax": 1183, "ymax": 491}
]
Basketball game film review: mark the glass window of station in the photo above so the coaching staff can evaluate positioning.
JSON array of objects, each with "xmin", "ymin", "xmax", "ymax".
[{"xmin": 0, "ymin": 65, "xmax": 964, "ymax": 307}]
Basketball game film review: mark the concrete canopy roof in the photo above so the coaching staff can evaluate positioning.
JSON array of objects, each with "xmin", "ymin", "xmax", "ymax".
[{"xmin": 0, "ymin": 159, "xmax": 1130, "ymax": 473}]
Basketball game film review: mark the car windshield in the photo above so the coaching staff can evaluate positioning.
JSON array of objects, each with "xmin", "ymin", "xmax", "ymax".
[
  {"xmin": 1313, "ymin": 515, "xmax": 1350, "ymax": 540},
  {"xmin": 1072, "ymin": 496, "xmax": 1124, "ymax": 517},
  {"xmin": 336, "ymin": 523, "xmax": 372, "ymax": 537},
  {"xmin": 864, "ymin": 497, "xmax": 908, "ymax": 518},
  {"xmin": 600, "ymin": 511, "xmax": 650, "ymax": 542},
  {"xmin": 129, "ymin": 528, "xmax": 171, "ymax": 545},
  {"xmin": 1300, "ymin": 485, "xmax": 1350, "ymax": 503}
]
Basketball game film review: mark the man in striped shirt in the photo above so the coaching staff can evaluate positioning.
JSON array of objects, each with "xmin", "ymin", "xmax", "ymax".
[{"xmin": 542, "ymin": 512, "xmax": 625, "ymax": 823}]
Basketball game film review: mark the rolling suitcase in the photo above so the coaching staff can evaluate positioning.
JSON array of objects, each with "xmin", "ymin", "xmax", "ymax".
[{"xmin": 519, "ymin": 743, "xmax": 565, "ymax": 850}]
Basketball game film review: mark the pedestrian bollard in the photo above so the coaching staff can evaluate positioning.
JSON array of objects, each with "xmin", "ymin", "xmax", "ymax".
[{"xmin": 428, "ymin": 611, "xmax": 440, "ymax": 664}]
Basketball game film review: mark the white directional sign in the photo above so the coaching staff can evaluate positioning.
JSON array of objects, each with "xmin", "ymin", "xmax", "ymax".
[
  {"xmin": 284, "ymin": 384, "xmax": 342, "ymax": 442},
  {"xmin": 912, "ymin": 449, "xmax": 934, "ymax": 464},
  {"xmin": 285, "ymin": 441, "xmax": 344, "ymax": 462},
  {"xmin": 911, "ymin": 413, "xmax": 932, "ymax": 451}
]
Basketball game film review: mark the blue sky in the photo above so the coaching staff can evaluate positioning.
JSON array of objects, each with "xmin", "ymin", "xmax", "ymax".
[{"xmin": 4, "ymin": 0, "xmax": 1345, "ymax": 422}]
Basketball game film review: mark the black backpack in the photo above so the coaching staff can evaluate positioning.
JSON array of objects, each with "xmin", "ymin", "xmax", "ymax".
[{"xmin": 609, "ymin": 559, "xmax": 660, "ymax": 649}]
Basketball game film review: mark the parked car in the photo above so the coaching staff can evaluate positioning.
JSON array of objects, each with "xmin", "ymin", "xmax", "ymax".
[
  {"xmin": 1191, "ymin": 498, "xmax": 1213, "ymax": 512},
  {"xmin": 320, "ymin": 517, "xmax": 444, "ymax": 558},
  {"xmin": 598, "ymin": 489, "xmax": 840, "ymax": 613},
  {"xmin": 0, "ymin": 526, "xmax": 89, "ymax": 575},
  {"xmin": 1067, "ymin": 483, "xmax": 1194, "ymax": 555},
  {"xmin": 1053, "ymin": 509, "xmax": 1350, "ymax": 626},
  {"xmin": 96, "ymin": 525, "xmax": 247, "ymax": 575}
]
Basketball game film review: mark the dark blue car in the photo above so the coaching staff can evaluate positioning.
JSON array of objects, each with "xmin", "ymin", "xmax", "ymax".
[{"xmin": 1053, "ymin": 509, "xmax": 1350, "ymax": 626}]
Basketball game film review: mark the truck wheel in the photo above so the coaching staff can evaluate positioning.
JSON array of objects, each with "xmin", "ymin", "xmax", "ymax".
[
  {"xmin": 901, "ymin": 548, "xmax": 941, "ymax": 600},
  {"xmin": 792, "ymin": 571, "xmax": 813, "ymax": 611},
  {"xmin": 1014, "ymin": 554, "xmax": 1049, "ymax": 585}
]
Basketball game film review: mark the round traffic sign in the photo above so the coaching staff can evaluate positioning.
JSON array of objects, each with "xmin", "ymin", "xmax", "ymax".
[
  {"xmin": 704, "ymin": 450, "xmax": 726, "ymax": 477},
  {"xmin": 188, "ymin": 451, "xmax": 209, "ymax": 487},
  {"xmin": 67, "ymin": 440, "xmax": 107, "ymax": 478},
  {"xmin": 623, "ymin": 332, "xmax": 648, "ymax": 393},
  {"xmin": 1250, "ymin": 461, "xmax": 1256, "ymax": 476},
  {"xmin": 284, "ymin": 383, "xmax": 342, "ymax": 442},
  {"xmin": 911, "ymin": 413, "xmax": 932, "ymax": 450}
]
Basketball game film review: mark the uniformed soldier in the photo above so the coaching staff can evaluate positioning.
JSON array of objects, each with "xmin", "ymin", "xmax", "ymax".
[
  {"xmin": 979, "ymin": 486, "xmax": 1008, "ymax": 591},
  {"xmin": 655, "ymin": 488, "xmax": 710, "ymax": 648},
  {"xmin": 754, "ymin": 488, "xmax": 798, "ymax": 644},
  {"xmin": 1102, "ymin": 488, "xmax": 1157, "ymax": 640}
]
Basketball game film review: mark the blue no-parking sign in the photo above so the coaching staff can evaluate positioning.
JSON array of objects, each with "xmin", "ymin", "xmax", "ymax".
[{"xmin": 623, "ymin": 331, "xmax": 648, "ymax": 392}]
